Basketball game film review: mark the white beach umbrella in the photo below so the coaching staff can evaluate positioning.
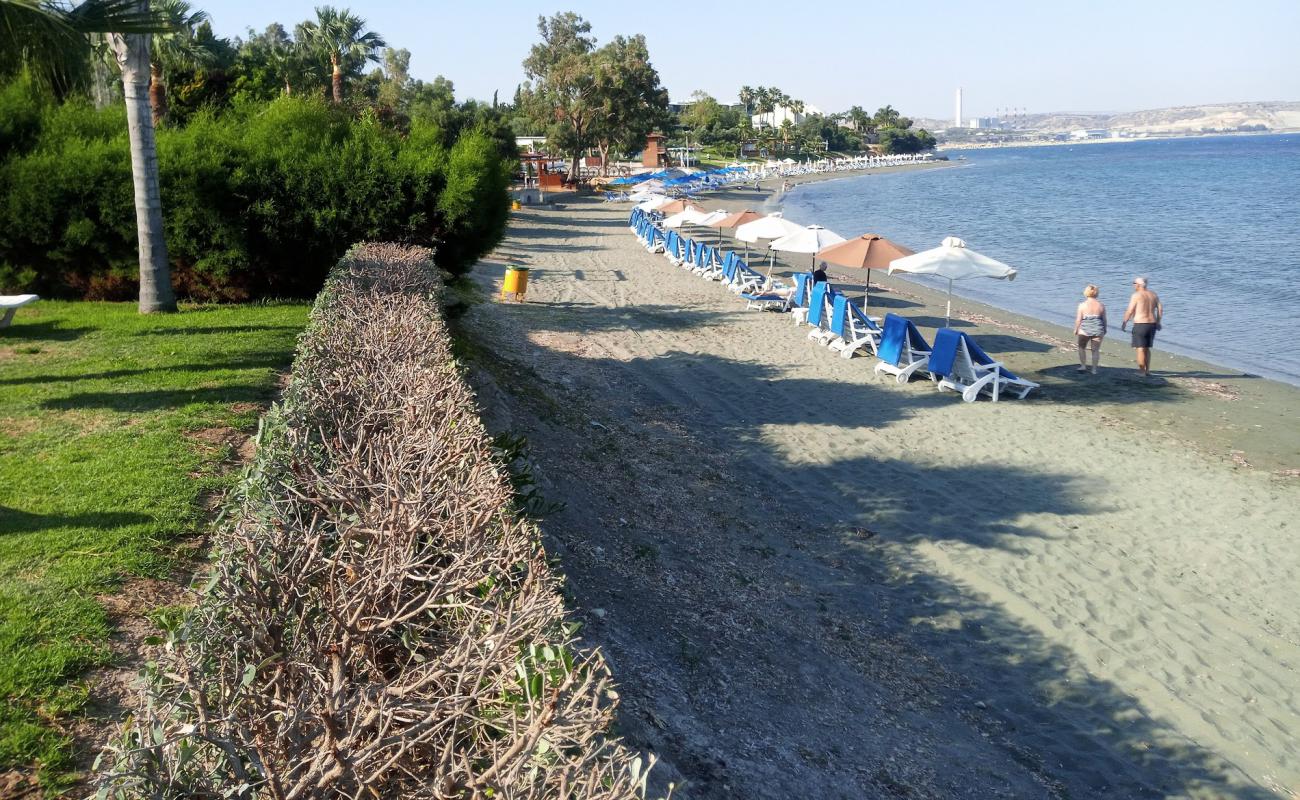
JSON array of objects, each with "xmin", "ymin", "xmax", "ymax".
[
  {"xmin": 635, "ymin": 194, "xmax": 671, "ymax": 212},
  {"xmin": 734, "ymin": 212, "xmax": 803, "ymax": 243},
  {"xmin": 734, "ymin": 212, "xmax": 805, "ymax": 263},
  {"xmin": 697, "ymin": 209, "xmax": 731, "ymax": 226},
  {"xmin": 768, "ymin": 225, "xmax": 846, "ymax": 273},
  {"xmin": 888, "ymin": 236, "xmax": 1018, "ymax": 325},
  {"xmin": 661, "ymin": 206, "xmax": 711, "ymax": 229}
]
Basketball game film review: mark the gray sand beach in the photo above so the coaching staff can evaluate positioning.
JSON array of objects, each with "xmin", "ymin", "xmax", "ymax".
[{"xmin": 462, "ymin": 177, "xmax": 1300, "ymax": 798}]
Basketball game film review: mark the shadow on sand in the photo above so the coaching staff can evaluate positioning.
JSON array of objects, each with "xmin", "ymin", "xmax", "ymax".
[{"xmin": 463, "ymin": 297, "xmax": 1272, "ymax": 799}]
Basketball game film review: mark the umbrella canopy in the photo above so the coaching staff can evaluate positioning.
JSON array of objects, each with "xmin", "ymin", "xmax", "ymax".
[
  {"xmin": 635, "ymin": 194, "xmax": 671, "ymax": 211},
  {"xmin": 698, "ymin": 210, "xmax": 731, "ymax": 226},
  {"xmin": 734, "ymin": 213, "xmax": 803, "ymax": 243},
  {"xmin": 767, "ymin": 225, "xmax": 846, "ymax": 274},
  {"xmin": 657, "ymin": 198, "xmax": 695, "ymax": 215},
  {"xmin": 888, "ymin": 236, "xmax": 1018, "ymax": 325},
  {"xmin": 661, "ymin": 206, "xmax": 710, "ymax": 229},
  {"xmin": 769, "ymin": 225, "xmax": 847, "ymax": 256},
  {"xmin": 816, "ymin": 234, "xmax": 916, "ymax": 305},
  {"xmin": 714, "ymin": 209, "xmax": 764, "ymax": 229}
]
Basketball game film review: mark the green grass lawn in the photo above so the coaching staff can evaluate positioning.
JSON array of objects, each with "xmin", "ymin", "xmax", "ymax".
[{"xmin": 0, "ymin": 300, "xmax": 308, "ymax": 787}]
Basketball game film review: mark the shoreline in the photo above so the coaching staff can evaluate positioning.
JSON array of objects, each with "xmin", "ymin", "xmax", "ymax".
[
  {"xmin": 720, "ymin": 156, "xmax": 1300, "ymax": 389},
  {"xmin": 669, "ymin": 171, "xmax": 1300, "ymax": 473},
  {"xmin": 937, "ymin": 128, "xmax": 1300, "ymax": 151}
]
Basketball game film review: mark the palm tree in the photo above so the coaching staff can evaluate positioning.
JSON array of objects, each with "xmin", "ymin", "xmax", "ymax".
[
  {"xmin": 738, "ymin": 85, "xmax": 753, "ymax": 116},
  {"xmin": 299, "ymin": 5, "xmax": 384, "ymax": 104},
  {"xmin": 109, "ymin": 0, "xmax": 175, "ymax": 312},
  {"xmin": 2, "ymin": 0, "xmax": 176, "ymax": 312},
  {"xmin": 147, "ymin": 0, "xmax": 214, "ymax": 125},
  {"xmin": 0, "ymin": 0, "xmax": 162, "ymax": 95}
]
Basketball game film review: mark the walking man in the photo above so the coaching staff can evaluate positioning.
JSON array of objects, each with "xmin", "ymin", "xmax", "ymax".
[{"xmin": 1120, "ymin": 277, "xmax": 1163, "ymax": 376}]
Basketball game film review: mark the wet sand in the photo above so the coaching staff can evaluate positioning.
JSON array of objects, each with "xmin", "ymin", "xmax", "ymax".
[{"xmin": 462, "ymin": 182, "xmax": 1300, "ymax": 798}]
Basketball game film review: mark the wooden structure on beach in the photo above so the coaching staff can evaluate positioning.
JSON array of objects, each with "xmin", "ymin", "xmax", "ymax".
[{"xmin": 642, "ymin": 133, "xmax": 668, "ymax": 168}]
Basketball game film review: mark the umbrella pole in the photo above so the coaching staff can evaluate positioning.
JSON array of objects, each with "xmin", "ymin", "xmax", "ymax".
[
  {"xmin": 864, "ymin": 268, "xmax": 871, "ymax": 306},
  {"xmin": 767, "ymin": 249, "xmax": 775, "ymax": 278},
  {"xmin": 946, "ymin": 278, "xmax": 953, "ymax": 327}
]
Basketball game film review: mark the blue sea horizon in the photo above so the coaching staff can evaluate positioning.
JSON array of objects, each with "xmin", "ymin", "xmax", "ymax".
[{"xmin": 781, "ymin": 133, "xmax": 1300, "ymax": 386}]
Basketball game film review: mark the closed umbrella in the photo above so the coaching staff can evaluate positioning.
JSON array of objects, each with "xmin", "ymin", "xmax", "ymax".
[
  {"xmin": 768, "ymin": 224, "xmax": 846, "ymax": 276},
  {"xmin": 888, "ymin": 236, "xmax": 1017, "ymax": 325},
  {"xmin": 816, "ymin": 234, "xmax": 915, "ymax": 305}
]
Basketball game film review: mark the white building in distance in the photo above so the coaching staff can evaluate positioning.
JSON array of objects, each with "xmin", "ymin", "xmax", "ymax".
[{"xmin": 752, "ymin": 103, "xmax": 823, "ymax": 129}]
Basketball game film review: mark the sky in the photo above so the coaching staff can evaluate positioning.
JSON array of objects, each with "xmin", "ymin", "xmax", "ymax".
[{"xmin": 213, "ymin": 0, "xmax": 1300, "ymax": 120}]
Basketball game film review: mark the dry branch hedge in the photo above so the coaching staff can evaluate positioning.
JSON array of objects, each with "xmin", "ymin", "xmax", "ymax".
[{"xmin": 96, "ymin": 244, "xmax": 652, "ymax": 799}]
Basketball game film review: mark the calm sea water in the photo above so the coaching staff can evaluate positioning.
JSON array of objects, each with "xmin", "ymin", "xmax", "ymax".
[{"xmin": 782, "ymin": 134, "xmax": 1300, "ymax": 385}]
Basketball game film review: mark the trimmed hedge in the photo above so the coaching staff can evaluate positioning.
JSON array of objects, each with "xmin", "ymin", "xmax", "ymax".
[
  {"xmin": 0, "ymin": 82, "xmax": 511, "ymax": 300},
  {"xmin": 95, "ymin": 245, "xmax": 653, "ymax": 798}
]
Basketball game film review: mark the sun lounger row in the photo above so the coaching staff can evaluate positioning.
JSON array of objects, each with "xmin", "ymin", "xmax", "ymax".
[{"xmin": 627, "ymin": 209, "xmax": 1037, "ymax": 402}]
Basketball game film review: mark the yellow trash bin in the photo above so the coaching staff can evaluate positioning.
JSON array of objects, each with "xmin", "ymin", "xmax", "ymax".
[
  {"xmin": 501, "ymin": 266, "xmax": 529, "ymax": 302},
  {"xmin": 511, "ymin": 199, "xmax": 522, "ymax": 211}
]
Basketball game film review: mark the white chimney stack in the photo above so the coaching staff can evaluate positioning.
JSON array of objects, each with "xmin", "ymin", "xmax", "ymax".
[{"xmin": 955, "ymin": 87, "xmax": 963, "ymax": 128}]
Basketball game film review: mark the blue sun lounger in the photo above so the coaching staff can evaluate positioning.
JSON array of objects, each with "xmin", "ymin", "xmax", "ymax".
[
  {"xmin": 873, "ymin": 313, "xmax": 933, "ymax": 383},
  {"xmin": 827, "ymin": 294, "xmax": 884, "ymax": 359},
  {"xmin": 789, "ymin": 272, "xmax": 814, "ymax": 325},
  {"xmin": 928, "ymin": 328, "xmax": 1040, "ymax": 402},
  {"xmin": 804, "ymin": 282, "xmax": 836, "ymax": 343}
]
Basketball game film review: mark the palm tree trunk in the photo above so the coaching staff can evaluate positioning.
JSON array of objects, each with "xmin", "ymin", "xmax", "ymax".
[
  {"xmin": 148, "ymin": 62, "xmax": 166, "ymax": 126},
  {"xmin": 331, "ymin": 55, "xmax": 342, "ymax": 103},
  {"xmin": 111, "ymin": 14, "xmax": 176, "ymax": 314}
]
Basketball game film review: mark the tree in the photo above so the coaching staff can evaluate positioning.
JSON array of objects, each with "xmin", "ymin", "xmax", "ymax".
[
  {"xmin": 589, "ymin": 33, "xmax": 667, "ymax": 175},
  {"xmin": 109, "ymin": 0, "xmax": 176, "ymax": 312},
  {"xmin": 873, "ymin": 104, "xmax": 902, "ymax": 129},
  {"xmin": 0, "ymin": 0, "xmax": 164, "ymax": 96},
  {"xmin": 519, "ymin": 13, "xmax": 598, "ymax": 182},
  {"xmin": 147, "ymin": 0, "xmax": 216, "ymax": 125},
  {"xmin": 299, "ymin": 5, "xmax": 384, "ymax": 104},
  {"xmin": 738, "ymin": 84, "xmax": 753, "ymax": 115},
  {"xmin": 377, "ymin": 45, "xmax": 408, "ymax": 109}
]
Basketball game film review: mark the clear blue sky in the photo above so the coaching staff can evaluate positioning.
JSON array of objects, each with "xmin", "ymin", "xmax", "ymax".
[{"xmin": 213, "ymin": 0, "xmax": 1300, "ymax": 119}]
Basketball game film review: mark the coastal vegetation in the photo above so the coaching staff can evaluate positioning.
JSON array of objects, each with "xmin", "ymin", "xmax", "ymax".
[
  {"xmin": 0, "ymin": 3, "xmax": 516, "ymax": 305},
  {"xmin": 519, "ymin": 12, "xmax": 670, "ymax": 180},
  {"xmin": 94, "ymin": 245, "xmax": 650, "ymax": 799},
  {"xmin": 671, "ymin": 88, "xmax": 937, "ymax": 159}
]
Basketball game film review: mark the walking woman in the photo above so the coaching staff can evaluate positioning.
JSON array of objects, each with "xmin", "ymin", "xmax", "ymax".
[{"xmin": 1073, "ymin": 284, "xmax": 1107, "ymax": 374}]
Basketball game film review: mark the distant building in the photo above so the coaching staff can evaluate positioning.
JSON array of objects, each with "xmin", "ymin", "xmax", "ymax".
[
  {"xmin": 752, "ymin": 103, "xmax": 822, "ymax": 129},
  {"xmin": 642, "ymin": 133, "xmax": 668, "ymax": 168},
  {"xmin": 1070, "ymin": 129, "xmax": 1110, "ymax": 139},
  {"xmin": 967, "ymin": 117, "xmax": 1002, "ymax": 129},
  {"xmin": 515, "ymin": 135, "xmax": 548, "ymax": 153}
]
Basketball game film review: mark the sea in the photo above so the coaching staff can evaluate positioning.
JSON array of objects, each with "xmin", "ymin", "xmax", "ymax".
[{"xmin": 780, "ymin": 133, "xmax": 1300, "ymax": 386}]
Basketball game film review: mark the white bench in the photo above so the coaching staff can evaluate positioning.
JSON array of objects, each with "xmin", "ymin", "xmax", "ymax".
[{"xmin": 0, "ymin": 295, "xmax": 39, "ymax": 328}]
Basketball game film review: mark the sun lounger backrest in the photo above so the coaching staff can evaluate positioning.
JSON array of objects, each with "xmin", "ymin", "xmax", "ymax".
[
  {"xmin": 793, "ymin": 273, "xmax": 811, "ymax": 307},
  {"xmin": 847, "ymin": 300, "xmax": 881, "ymax": 332},
  {"xmin": 928, "ymin": 328, "xmax": 962, "ymax": 378},
  {"xmin": 829, "ymin": 292, "xmax": 850, "ymax": 337},
  {"xmin": 877, "ymin": 314, "xmax": 910, "ymax": 366},
  {"xmin": 807, "ymin": 283, "xmax": 829, "ymax": 326}
]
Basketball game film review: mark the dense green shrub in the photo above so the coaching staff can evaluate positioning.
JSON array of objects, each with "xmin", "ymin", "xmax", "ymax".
[{"xmin": 0, "ymin": 89, "xmax": 510, "ymax": 300}]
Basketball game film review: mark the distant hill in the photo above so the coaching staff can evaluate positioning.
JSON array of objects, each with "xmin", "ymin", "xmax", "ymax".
[{"xmin": 914, "ymin": 101, "xmax": 1300, "ymax": 134}]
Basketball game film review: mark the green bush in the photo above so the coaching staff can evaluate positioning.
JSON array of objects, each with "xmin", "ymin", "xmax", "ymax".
[{"xmin": 0, "ymin": 89, "xmax": 510, "ymax": 300}]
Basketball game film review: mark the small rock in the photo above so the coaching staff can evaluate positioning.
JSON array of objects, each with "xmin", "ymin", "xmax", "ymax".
[
  {"xmin": 592, "ymin": 608, "xmax": 606, "ymax": 618},
  {"xmin": 974, "ymin": 700, "xmax": 988, "ymax": 709}
]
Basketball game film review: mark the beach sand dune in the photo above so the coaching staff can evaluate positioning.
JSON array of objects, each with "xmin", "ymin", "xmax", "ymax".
[{"xmin": 466, "ymin": 198, "xmax": 1299, "ymax": 799}]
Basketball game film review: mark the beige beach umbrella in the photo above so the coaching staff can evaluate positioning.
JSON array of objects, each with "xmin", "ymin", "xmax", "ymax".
[
  {"xmin": 768, "ymin": 225, "xmax": 846, "ymax": 276},
  {"xmin": 816, "ymin": 234, "xmax": 916, "ymax": 305},
  {"xmin": 657, "ymin": 198, "xmax": 694, "ymax": 215},
  {"xmin": 888, "ymin": 236, "xmax": 1018, "ymax": 326},
  {"xmin": 712, "ymin": 209, "xmax": 764, "ymax": 250}
]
